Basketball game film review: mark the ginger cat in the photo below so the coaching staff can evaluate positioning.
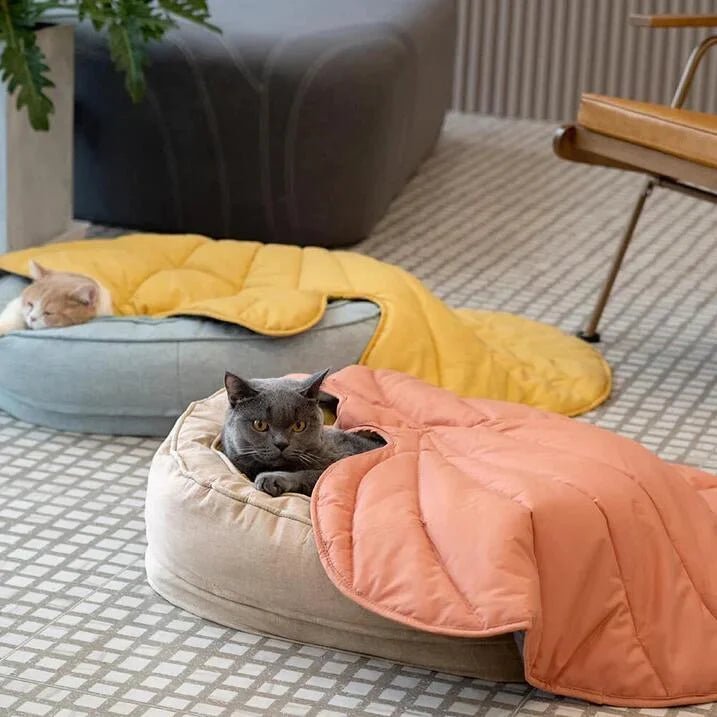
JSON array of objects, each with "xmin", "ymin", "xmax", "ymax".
[{"xmin": 0, "ymin": 261, "xmax": 113, "ymax": 335}]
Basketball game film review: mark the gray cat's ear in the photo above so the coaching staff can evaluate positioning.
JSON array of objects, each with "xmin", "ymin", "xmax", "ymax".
[
  {"xmin": 29, "ymin": 260, "xmax": 51, "ymax": 280},
  {"xmin": 298, "ymin": 368, "xmax": 331, "ymax": 400},
  {"xmin": 72, "ymin": 284, "xmax": 98, "ymax": 306},
  {"xmin": 225, "ymin": 371, "xmax": 258, "ymax": 407}
]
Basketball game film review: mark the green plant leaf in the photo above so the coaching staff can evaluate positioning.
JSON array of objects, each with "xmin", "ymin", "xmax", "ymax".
[
  {"xmin": 1, "ymin": 40, "xmax": 54, "ymax": 130},
  {"xmin": 0, "ymin": 0, "xmax": 55, "ymax": 130},
  {"xmin": 0, "ymin": 0, "xmax": 220, "ymax": 129},
  {"xmin": 158, "ymin": 0, "xmax": 218, "ymax": 32},
  {"xmin": 76, "ymin": 0, "xmax": 115, "ymax": 31},
  {"xmin": 107, "ymin": 15, "xmax": 146, "ymax": 102}
]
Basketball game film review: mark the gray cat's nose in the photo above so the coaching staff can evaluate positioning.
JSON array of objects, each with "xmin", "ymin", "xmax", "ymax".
[{"xmin": 273, "ymin": 439, "xmax": 289, "ymax": 451}]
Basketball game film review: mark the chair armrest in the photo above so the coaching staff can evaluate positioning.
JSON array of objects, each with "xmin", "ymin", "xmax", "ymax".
[{"xmin": 630, "ymin": 14, "xmax": 717, "ymax": 28}]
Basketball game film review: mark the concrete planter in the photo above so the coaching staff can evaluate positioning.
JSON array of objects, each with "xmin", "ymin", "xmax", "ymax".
[{"xmin": 0, "ymin": 24, "xmax": 85, "ymax": 253}]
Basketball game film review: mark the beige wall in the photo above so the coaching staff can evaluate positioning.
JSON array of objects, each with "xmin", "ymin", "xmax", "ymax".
[{"xmin": 452, "ymin": 0, "xmax": 717, "ymax": 121}]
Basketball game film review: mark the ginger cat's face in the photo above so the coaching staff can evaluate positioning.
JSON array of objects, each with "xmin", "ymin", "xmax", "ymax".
[{"xmin": 20, "ymin": 261, "xmax": 101, "ymax": 329}]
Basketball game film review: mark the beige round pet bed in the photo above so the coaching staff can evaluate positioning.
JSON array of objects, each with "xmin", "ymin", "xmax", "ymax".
[{"xmin": 145, "ymin": 389, "xmax": 523, "ymax": 681}]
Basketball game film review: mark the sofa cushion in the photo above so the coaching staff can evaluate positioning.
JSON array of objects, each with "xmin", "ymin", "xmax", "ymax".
[
  {"xmin": 74, "ymin": 0, "xmax": 456, "ymax": 246},
  {"xmin": 0, "ymin": 274, "xmax": 379, "ymax": 435}
]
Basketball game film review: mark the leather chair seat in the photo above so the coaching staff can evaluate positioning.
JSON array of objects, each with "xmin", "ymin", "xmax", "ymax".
[{"xmin": 578, "ymin": 93, "xmax": 717, "ymax": 169}]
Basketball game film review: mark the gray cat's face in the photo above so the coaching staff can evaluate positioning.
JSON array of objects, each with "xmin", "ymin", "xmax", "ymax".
[{"xmin": 223, "ymin": 369, "xmax": 329, "ymax": 468}]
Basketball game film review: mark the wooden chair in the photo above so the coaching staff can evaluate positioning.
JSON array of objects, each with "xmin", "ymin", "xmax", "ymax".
[{"xmin": 554, "ymin": 13, "xmax": 717, "ymax": 342}]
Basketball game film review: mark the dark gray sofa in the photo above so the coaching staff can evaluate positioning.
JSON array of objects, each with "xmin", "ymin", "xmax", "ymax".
[{"xmin": 74, "ymin": 0, "xmax": 456, "ymax": 247}]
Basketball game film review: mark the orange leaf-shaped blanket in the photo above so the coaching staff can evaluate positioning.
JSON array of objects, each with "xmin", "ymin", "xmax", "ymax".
[{"xmin": 312, "ymin": 366, "xmax": 717, "ymax": 707}]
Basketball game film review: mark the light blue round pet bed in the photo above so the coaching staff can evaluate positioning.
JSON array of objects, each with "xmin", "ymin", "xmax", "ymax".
[{"xmin": 0, "ymin": 275, "xmax": 379, "ymax": 435}]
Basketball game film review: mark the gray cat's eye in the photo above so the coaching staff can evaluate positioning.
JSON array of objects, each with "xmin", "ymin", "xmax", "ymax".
[{"xmin": 252, "ymin": 419, "xmax": 269, "ymax": 432}]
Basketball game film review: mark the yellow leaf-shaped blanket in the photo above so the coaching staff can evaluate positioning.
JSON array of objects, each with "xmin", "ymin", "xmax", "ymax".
[{"xmin": 0, "ymin": 234, "xmax": 611, "ymax": 415}]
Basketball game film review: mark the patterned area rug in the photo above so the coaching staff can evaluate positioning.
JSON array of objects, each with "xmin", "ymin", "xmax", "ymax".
[{"xmin": 1, "ymin": 113, "xmax": 716, "ymax": 717}]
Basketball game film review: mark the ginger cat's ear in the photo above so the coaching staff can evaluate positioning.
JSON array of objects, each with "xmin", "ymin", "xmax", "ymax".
[
  {"xmin": 71, "ymin": 284, "xmax": 98, "ymax": 306},
  {"xmin": 29, "ymin": 260, "xmax": 51, "ymax": 280}
]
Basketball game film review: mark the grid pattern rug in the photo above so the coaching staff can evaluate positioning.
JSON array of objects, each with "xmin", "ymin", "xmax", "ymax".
[{"xmin": 1, "ymin": 113, "xmax": 716, "ymax": 717}]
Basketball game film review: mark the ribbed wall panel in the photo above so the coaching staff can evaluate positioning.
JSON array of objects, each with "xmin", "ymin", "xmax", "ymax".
[{"xmin": 453, "ymin": 0, "xmax": 717, "ymax": 120}]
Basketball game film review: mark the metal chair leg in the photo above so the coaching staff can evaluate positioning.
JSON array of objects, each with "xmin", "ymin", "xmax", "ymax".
[
  {"xmin": 578, "ymin": 178, "xmax": 654, "ymax": 343},
  {"xmin": 575, "ymin": 33, "xmax": 717, "ymax": 344}
]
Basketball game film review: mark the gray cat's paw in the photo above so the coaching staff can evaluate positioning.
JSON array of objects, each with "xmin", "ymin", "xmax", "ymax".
[{"xmin": 254, "ymin": 471, "xmax": 294, "ymax": 497}]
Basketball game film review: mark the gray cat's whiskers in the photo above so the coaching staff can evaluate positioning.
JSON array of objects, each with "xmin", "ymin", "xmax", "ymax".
[
  {"xmin": 229, "ymin": 448, "xmax": 264, "ymax": 457},
  {"xmin": 293, "ymin": 452, "xmax": 322, "ymax": 468}
]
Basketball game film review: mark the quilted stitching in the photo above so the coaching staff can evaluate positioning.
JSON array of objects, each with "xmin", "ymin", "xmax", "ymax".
[
  {"xmin": 0, "ymin": 234, "xmax": 611, "ymax": 415},
  {"xmin": 312, "ymin": 366, "xmax": 717, "ymax": 708}
]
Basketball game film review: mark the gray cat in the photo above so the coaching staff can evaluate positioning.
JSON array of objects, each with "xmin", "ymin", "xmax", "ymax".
[{"xmin": 221, "ymin": 369, "xmax": 384, "ymax": 497}]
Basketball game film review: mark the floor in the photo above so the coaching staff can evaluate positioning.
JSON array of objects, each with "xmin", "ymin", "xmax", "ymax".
[{"xmin": 1, "ymin": 113, "xmax": 716, "ymax": 717}]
